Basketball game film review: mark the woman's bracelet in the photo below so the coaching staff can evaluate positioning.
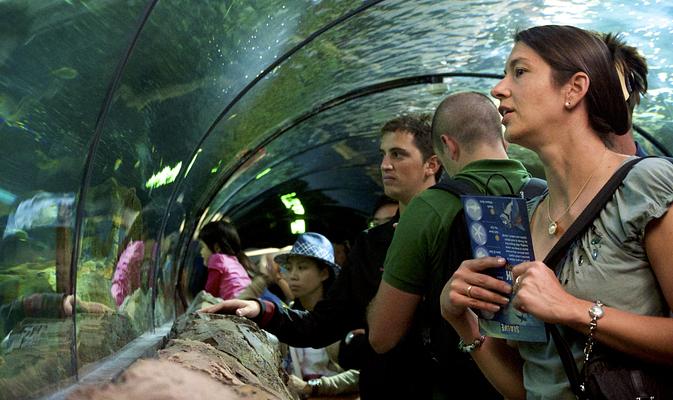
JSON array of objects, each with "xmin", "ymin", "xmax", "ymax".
[{"xmin": 458, "ymin": 335, "xmax": 486, "ymax": 353}]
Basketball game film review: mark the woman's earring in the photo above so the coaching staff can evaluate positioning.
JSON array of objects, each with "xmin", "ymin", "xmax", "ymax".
[{"xmin": 565, "ymin": 101, "xmax": 571, "ymax": 108}]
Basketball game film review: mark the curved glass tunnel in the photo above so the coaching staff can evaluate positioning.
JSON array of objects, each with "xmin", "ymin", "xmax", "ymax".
[{"xmin": 1, "ymin": 1, "xmax": 672, "ymax": 398}]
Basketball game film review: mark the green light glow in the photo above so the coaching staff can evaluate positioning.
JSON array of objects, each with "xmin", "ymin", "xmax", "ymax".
[
  {"xmin": 211, "ymin": 160, "xmax": 222, "ymax": 174},
  {"xmin": 255, "ymin": 167, "xmax": 272, "ymax": 179},
  {"xmin": 280, "ymin": 192, "xmax": 305, "ymax": 215},
  {"xmin": 291, "ymin": 219, "xmax": 306, "ymax": 234},
  {"xmin": 291, "ymin": 203, "xmax": 305, "ymax": 215},
  {"xmin": 145, "ymin": 162, "xmax": 182, "ymax": 189},
  {"xmin": 280, "ymin": 192, "xmax": 297, "ymax": 208},
  {"xmin": 281, "ymin": 193, "xmax": 307, "ymax": 234}
]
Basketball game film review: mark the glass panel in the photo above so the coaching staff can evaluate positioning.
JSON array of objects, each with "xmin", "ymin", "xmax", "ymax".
[
  {"xmin": 0, "ymin": 1, "xmax": 146, "ymax": 398},
  {"xmin": 127, "ymin": 0, "xmax": 361, "ymax": 307},
  {"xmin": 76, "ymin": 0, "xmax": 360, "ymax": 363},
  {"xmin": 1, "ymin": 1, "xmax": 672, "ymax": 397}
]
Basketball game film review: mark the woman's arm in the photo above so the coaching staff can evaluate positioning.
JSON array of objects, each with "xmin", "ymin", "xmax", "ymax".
[
  {"xmin": 440, "ymin": 257, "xmax": 526, "ymax": 399},
  {"xmin": 586, "ymin": 206, "xmax": 673, "ymax": 364}
]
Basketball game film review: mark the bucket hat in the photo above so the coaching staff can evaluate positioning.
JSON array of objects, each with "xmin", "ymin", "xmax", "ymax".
[{"xmin": 274, "ymin": 232, "xmax": 340, "ymax": 277}]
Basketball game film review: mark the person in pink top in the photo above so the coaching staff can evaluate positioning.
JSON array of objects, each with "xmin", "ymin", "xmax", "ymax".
[
  {"xmin": 111, "ymin": 239, "xmax": 145, "ymax": 307},
  {"xmin": 198, "ymin": 220, "xmax": 252, "ymax": 300}
]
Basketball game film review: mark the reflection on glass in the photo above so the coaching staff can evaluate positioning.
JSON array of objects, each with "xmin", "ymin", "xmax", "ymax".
[{"xmin": 0, "ymin": 190, "xmax": 77, "ymax": 398}]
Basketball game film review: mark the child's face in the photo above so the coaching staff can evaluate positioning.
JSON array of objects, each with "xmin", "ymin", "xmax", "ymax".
[{"xmin": 283, "ymin": 255, "xmax": 328, "ymax": 298}]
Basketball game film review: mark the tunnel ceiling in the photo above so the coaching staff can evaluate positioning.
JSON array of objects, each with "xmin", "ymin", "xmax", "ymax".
[{"xmin": 2, "ymin": 0, "xmax": 673, "ymax": 251}]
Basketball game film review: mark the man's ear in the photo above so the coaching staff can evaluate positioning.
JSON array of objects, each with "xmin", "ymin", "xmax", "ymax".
[
  {"xmin": 442, "ymin": 135, "xmax": 459, "ymax": 161},
  {"xmin": 424, "ymin": 154, "xmax": 441, "ymax": 177},
  {"xmin": 565, "ymin": 71, "xmax": 590, "ymax": 109}
]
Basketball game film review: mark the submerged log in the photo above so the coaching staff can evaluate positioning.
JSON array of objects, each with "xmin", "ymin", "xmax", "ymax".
[
  {"xmin": 68, "ymin": 358, "xmax": 277, "ymax": 400},
  {"xmin": 68, "ymin": 310, "xmax": 294, "ymax": 400},
  {"xmin": 164, "ymin": 312, "xmax": 292, "ymax": 399}
]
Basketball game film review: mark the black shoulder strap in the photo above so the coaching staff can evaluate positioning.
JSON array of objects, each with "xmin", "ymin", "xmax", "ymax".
[
  {"xmin": 545, "ymin": 156, "xmax": 651, "ymax": 398},
  {"xmin": 432, "ymin": 176, "xmax": 547, "ymax": 200},
  {"xmin": 431, "ymin": 177, "xmax": 481, "ymax": 196}
]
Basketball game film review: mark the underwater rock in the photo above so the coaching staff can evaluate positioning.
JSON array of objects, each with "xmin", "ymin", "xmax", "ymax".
[
  {"xmin": 0, "ymin": 318, "xmax": 73, "ymax": 400},
  {"xmin": 64, "ymin": 302, "xmax": 293, "ymax": 399},
  {"xmin": 184, "ymin": 289, "xmax": 222, "ymax": 315},
  {"xmin": 76, "ymin": 312, "xmax": 137, "ymax": 364},
  {"xmin": 118, "ymin": 288, "xmax": 152, "ymax": 334},
  {"xmin": 0, "ymin": 261, "xmax": 55, "ymax": 304},
  {"xmin": 67, "ymin": 359, "xmax": 278, "ymax": 400},
  {"xmin": 169, "ymin": 312, "xmax": 291, "ymax": 400},
  {"xmin": 76, "ymin": 259, "xmax": 115, "ymax": 305},
  {"xmin": 159, "ymin": 338, "xmax": 286, "ymax": 399},
  {"xmin": 0, "ymin": 309, "xmax": 137, "ymax": 399}
]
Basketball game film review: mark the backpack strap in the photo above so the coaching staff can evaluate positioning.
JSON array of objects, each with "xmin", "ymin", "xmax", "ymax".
[
  {"xmin": 431, "ymin": 177, "xmax": 481, "ymax": 197},
  {"xmin": 433, "ymin": 176, "xmax": 548, "ymax": 200},
  {"xmin": 544, "ymin": 156, "xmax": 652, "ymax": 398}
]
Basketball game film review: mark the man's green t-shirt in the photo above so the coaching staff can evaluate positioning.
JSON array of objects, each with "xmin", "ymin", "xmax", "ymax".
[{"xmin": 383, "ymin": 159, "xmax": 531, "ymax": 294}]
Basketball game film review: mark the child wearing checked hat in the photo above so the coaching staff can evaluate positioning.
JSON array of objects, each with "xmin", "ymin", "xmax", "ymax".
[{"xmin": 274, "ymin": 232, "xmax": 359, "ymax": 399}]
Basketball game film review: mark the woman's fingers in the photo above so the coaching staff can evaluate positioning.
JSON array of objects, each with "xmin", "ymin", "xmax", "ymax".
[
  {"xmin": 462, "ymin": 283, "xmax": 510, "ymax": 306},
  {"xmin": 455, "ymin": 257, "xmax": 512, "ymax": 296},
  {"xmin": 441, "ymin": 257, "xmax": 511, "ymax": 320}
]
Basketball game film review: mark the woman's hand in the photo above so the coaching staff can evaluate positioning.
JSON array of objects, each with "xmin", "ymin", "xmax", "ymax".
[
  {"xmin": 511, "ymin": 261, "xmax": 580, "ymax": 324},
  {"xmin": 199, "ymin": 299, "xmax": 261, "ymax": 318},
  {"xmin": 440, "ymin": 257, "xmax": 511, "ymax": 322}
]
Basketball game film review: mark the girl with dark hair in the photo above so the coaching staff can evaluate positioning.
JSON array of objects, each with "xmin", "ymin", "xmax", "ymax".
[
  {"xmin": 441, "ymin": 25, "xmax": 673, "ymax": 399},
  {"xmin": 198, "ymin": 220, "xmax": 251, "ymax": 300}
]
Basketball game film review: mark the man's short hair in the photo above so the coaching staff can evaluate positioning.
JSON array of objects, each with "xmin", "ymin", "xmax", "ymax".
[
  {"xmin": 431, "ymin": 92, "xmax": 502, "ymax": 153},
  {"xmin": 381, "ymin": 113, "xmax": 434, "ymax": 161},
  {"xmin": 603, "ymin": 32, "xmax": 648, "ymax": 114}
]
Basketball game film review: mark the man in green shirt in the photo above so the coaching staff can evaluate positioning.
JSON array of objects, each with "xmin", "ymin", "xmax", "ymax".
[{"xmin": 367, "ymin": 92, "xmax": 534, "ymax": 398}]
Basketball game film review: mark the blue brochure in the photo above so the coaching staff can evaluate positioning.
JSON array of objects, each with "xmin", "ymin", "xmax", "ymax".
[{"xmin": 461, "ymin": 195, "xmax": 547, "ymax": 342}]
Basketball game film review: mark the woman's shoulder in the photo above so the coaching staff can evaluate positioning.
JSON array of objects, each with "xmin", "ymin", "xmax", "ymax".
[
  {"xmin": 616, "ymin": 157, "xmax": 673, "ymax": 222},
  {"xmin": 624, "ymin": 156, "xmax": 673, "ymax": 187}
]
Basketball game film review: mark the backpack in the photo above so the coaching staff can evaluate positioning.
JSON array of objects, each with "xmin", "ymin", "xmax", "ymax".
[{"xmin": 419, "ymin": 175, "xmax": 547, "ymax": 375}]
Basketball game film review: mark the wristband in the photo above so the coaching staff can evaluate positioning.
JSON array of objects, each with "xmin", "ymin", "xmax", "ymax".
[{"xmin": 458, "ymin": 335, "xmax": 486, "ymax": 353}]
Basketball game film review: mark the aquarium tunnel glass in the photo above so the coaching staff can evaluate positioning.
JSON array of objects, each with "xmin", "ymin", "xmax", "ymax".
[{"xmin": 1, "ymin": 1, "xmax": 672, "ymax": 398}]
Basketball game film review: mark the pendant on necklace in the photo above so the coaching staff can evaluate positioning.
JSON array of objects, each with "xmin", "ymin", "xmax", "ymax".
[{"xmin": 548, "ymin": 221, "xmax": 558, "ymax": 235}]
